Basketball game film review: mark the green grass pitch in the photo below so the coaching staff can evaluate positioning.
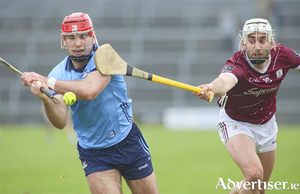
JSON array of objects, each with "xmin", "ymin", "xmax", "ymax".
[{"xmin": 0, "ymin": 124, "xmax": 299, "ymax": 194}]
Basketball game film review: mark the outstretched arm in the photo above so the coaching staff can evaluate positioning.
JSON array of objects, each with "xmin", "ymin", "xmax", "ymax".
[{"xmin": 193, "ymin": 74, "xmax": 237, "ymax": 101}]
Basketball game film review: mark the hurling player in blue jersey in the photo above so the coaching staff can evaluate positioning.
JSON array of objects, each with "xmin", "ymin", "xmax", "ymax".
[{"xmin": 21, "ymin": 12, "xmax": 159, "ymax": 194}]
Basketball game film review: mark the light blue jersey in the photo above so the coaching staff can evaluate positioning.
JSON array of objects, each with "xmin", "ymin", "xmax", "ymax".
[{"xmin": 48, "ymin": 46, "xmax": 133, "ymax": 149}]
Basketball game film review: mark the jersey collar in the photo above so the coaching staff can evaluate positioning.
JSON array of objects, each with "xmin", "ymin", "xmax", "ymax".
[
  {"xmin": 245, "ymin": 53, "xmax": 271, "ymax": 74},
  {"xmin": 65, "ymin": 44, "xmax": 98, "ymax": 72},
  {"xmin": 65, "ymin": 56, "xmax": 88, "ymax": 73}
]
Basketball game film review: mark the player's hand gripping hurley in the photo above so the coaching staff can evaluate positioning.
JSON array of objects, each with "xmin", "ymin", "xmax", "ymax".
[
  {"xmin": 0, "ymin": 57, "xmax": 60, "ymax": 104},
  {"xmin": 94, "ymin": 44, "xmax": 214, "ymax": 102}
]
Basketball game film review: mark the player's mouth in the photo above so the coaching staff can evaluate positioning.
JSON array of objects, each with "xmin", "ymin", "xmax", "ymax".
[
  {"xmin": 73, "ymin": 49, "xmax": 86, "ymax": 55},
  {"xmin": 252, "ymin": 54, "xmax": 263, "ymax": 58}
]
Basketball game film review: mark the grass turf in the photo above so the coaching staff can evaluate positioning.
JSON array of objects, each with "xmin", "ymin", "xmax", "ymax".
[{"xmin": 0, "ymin": 124, "xmax": 299, "ymax": 194}]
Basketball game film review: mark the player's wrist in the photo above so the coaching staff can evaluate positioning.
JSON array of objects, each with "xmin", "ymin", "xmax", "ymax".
[{"xmin": 47, "ymin": 78, "xmax": 57, "ymax": 90}]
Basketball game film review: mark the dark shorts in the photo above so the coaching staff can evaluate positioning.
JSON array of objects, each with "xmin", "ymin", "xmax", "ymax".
[{"xmin": 77, "ymin": 123, "xmax": 154, "ymax": 180}]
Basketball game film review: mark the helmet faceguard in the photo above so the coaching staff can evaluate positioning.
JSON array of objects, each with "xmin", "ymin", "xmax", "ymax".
[
  {"xmin": 61, "ymin": 12, "xmax": 98, "ymax": 63},
  {"xmin": 239, "ymin": 18, "xmax": 275, "ymax": 65}
]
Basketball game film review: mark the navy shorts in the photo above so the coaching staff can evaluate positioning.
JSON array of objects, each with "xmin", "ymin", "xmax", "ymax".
[{"xmin": 77, "ymin": 123, "xmax": 154, "ymax": 180}]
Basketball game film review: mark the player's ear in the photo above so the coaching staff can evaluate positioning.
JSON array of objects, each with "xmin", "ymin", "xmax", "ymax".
[
  {"xmin": 239, "ymin": 40, "xmax": 246, "ymax": 52},
  {"xmin": 62, "ymin": 35, "xmax": 67, "ymax": 46},
  {"xmin": 93, "ymin": 33, "xmax": 96, "ymax": 44},
  {"xmin": 271, "ymin": 38, "xmax": 276, "ymax": 51}
]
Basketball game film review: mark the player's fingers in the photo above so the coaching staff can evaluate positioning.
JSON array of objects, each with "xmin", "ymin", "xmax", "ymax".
[
  {"xmin": 198, "ymin": 85, "xmax": 209, "ymax": 96},
  {"xmin": 205, "ymin": 91, "xmax": 212, "ymax": 102},
  {"xmin": 22, "ymin": 73, "xmax": 40, "ymax": 88},
  {"xmin": 193, "ymin": 85, "xmax": 205, "ymax": 96},
  {"xmin": 31, "ymin": 80, "xmax": 43, "ymax": 92},
  {"xmin": 22, "ymin": 72, "xmax": 38, "ymax": 82},
  {"xmin": 30, "ymin": 80, "xmax": 50, "ymax": 102},
  {"xmin": 200, "ymin": 87, "xmax": 207, "ymax": 95},
  {"xmin": 21, "ymin": 73, "xmax": 31, "ymax": 86},
  {"xmin": 31, "ymin": 82, "xmax": 46, "ymax": 101},
  {"xmin": 197, "ymin": 86, "xmax": 211, "ymax": 101},
  {"xmin": 203, "ymin": 86, "xmax": 212, "ymax": 98}
]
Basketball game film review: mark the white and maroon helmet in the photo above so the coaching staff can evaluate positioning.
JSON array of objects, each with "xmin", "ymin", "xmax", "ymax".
[{"xmin": 239, "ymin": 18, "xmax": 275, "ymax": 65}]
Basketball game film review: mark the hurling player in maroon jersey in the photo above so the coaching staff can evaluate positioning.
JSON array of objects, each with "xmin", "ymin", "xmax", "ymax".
[{"xmin": 194, "ymin": 18, "xmax": 300, "ymax": 194}]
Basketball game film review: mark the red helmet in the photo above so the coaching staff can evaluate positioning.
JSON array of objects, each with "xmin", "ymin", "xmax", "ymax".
[
  {"xmin": 60, "ymin": 12, "xmax": 98, "ymax": 62},
  {"xmin": 61, "ymin": 12, "xmax": 93, "ymax": 36}
]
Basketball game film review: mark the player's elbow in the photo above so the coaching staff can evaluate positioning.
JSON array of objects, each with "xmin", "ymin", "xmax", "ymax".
[
  {"xmin": 54, "ymin": 121, "xmax": 68, "ymax": 130},
  {"xmin": 214, "ymin": 88, "xmax": 230, "ymax": 97},
  {"xmin": 56, "ymin": 125, "xmax": 65, "ymax": 130},
  {"xmin": 214, "ymin": 92, "xmax": 225, "ymax": 98},
  {"xmin": 82, "ymin": 89, "xmax": 99, "ymax": 101},
  {"xmin": 76, "ymin": 92, "xmax": 97, "ymax": 101},
  {"xmin": 85, "ymin": 94, "xmax": 96, "ymax": 101},
  {"xmin": 52, "ymin": 119, "xmax": 68, "ymax": 130}
]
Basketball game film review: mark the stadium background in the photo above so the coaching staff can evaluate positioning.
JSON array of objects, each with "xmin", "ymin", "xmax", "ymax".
[
  {"xmin": 0, "ymin": 0, "xmax": 299, "ymax": 125},
  {"xmin": 0, "ymin": 1, "xmax": 300, "ymax": 194}
]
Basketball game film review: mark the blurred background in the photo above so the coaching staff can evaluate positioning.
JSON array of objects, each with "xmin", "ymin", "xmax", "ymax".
[{"xmin": 0, "ymin": 0, "xmax": 299, "ymax": 126}]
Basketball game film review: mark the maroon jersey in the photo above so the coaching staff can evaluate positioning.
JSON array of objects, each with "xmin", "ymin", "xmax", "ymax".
[{"xmin": 218, "ymin": 44, "xmax": 300, "ymax": 124}]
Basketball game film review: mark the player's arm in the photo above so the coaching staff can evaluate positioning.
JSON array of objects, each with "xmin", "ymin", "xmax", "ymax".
[
  {"xmin": 28, "ymin": 80, "xmax": 69, "ymax": 129},
  {"xmin": 22, "ymin": 71, "xmax": 111, "ymax": 101},
  {"xmin": 43, "ymin": 94, "xmax": 69, "ymax": 129},
  {"xmin": 193, "ymin": 74, "xmax": 237, "ymax": 101},
  {"xmin": 48, "ymin": 71, "xmax": 111, "ymax": 101},
  {"xmin": 210, "ymin": 74, "xmax": 237, "ymax": 96},
  {"xmin": 292, "ymin": 64, "xmax": 300, "ymax": 72}
]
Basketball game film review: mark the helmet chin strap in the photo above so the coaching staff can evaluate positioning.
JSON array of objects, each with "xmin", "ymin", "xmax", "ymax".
[
  {"xmin": 249, "ymin": 56, "xmax": 269, "ymax": 65},
  {"xmin": 68, "ymin": 43, "xmax": 96, "ymax": 63},
  {"xmin": 69, "ymin": 54, "xmax": 92, "ymax": 62}
]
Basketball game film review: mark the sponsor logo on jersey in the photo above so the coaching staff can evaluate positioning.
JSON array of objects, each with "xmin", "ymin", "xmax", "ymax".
[
  {"xmin": 249, "ymin": 74, "xmax": 273, "ymax": 83},
  {"xmin": 243, "ymin": 86, "xmax": 279, "ymax": 97},
  {"xmin": 259, "ymin": 74, "xmax": 270, "ymax": 79},
  {"xmin": 262, "ymin": 77, "xmax": 272, "ymax": 83},
  {"xmin": 257, "ymin": 74, "xmax": 272, "ymax": 83},
  {"xmin": 249, "ymin": 77, "xmax": 260, "ymax": 83},
  {"xmin": 221, "ymin": 65, "xmax": 235, "ymax": 73}
]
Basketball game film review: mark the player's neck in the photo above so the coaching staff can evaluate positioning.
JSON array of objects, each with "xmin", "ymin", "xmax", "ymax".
[
  {"xmin": 71, "ymin": 60, "xmax": 88, "ymax": 69},
  {"xmin": 245, "ymin": 52, "xmax": 271, "ymax": 70}
]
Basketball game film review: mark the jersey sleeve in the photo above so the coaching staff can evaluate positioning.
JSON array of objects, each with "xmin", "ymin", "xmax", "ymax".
[
  {"xmin": 282, "ymin": 45, "xmax": 300, "ymax": 69},
  {"xmin": 219, "ymin": 55, "xmax": 245, "ymax": 82}
]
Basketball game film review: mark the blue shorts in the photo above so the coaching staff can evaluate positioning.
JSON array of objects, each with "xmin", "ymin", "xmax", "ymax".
[{"xmin": 77, "ymin": 123, "xmax": 154, "ymax": 180}]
